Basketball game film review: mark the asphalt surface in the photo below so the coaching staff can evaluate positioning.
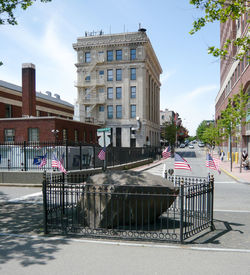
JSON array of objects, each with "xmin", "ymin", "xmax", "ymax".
[{"xmin": 0, "ymin": 145, "xmax": 250, "ymax": 274}]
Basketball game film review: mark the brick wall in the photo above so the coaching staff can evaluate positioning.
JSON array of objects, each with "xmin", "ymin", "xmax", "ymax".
[{"xmin": 0, "ymin": 117, "xmax": 99, "ymax": 143}]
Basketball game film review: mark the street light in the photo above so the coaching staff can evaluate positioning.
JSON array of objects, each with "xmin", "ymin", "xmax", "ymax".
[{"xmin": 51, "ymin": 129, "xmax": 59, "ymax": 141}]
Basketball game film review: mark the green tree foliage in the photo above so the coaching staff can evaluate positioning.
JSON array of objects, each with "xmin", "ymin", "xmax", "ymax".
[
  {"xmin": 162, "ymin": 122, "xmax": 177, "ymax": 147},
  {"xmin": 220, "ymin": 87, "xmax": 249, "ymax": 139},
  {"xmin": 0, "ymin": 0, "xmax": 51, "ymax": 65},
  {"xmin": 190, "ymin": 0, "xmax": 250, "ymax": 60},
  {"xmin": 0, "ymin": 0, "xmax": 51, "ymax": 25},
  {"xmin": 202, "ymin": 122, "xmax": 223, "ymax": 147},
  {"xmin": 196, "ymin": 120, "xmax": 208, "ymax": 141}
]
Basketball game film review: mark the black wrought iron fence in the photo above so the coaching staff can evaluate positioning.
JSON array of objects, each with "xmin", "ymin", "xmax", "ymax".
[
  {"xmin": 0, "ymin": 141, "xmax": 159, "ymax": 171},
  {"xmin": 43, "ymin": 173, "xmax": 214, "ymax": 243}
]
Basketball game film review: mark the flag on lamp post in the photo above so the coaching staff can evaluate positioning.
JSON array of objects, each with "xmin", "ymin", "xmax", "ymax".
[
  {"xmin": 162, "ymin": 146, "xmax": 171, "ymax": 159},
  {"xmin": 98, "ymin": 147, "xmax": 106, "ymax": 161},
  {"xmin": 174, "ymin": 153, "xmax": 191, "ymax": 171}
]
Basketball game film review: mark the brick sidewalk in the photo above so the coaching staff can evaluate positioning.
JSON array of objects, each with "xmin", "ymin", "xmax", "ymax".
[{"xmin": 213, "ymin": 153, "xmax": 250, "ymax": 184}]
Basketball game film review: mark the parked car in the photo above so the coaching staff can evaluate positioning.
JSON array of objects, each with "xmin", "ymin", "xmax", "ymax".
[
  {"xmin": 198, "ymin": 142, "xmax": 205, "ymax": 147},
  {"xmin": 188, "ymin": 144, "xmax": 194, "ymax": 149},
  {"xmin": 179, "ymin": 143, "xmax": 185, "ymax": 148}
]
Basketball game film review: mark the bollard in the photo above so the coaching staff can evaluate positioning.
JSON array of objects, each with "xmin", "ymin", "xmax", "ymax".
[
  {"xmin": 227, "ymin": 151, "xmax": 230, "ymax": 160},
  {"xmin": 235, "ymin": 152, "xmax": 238, "ymax": 164}
]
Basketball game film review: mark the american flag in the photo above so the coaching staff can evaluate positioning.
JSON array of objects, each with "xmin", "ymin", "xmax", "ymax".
[
  {"xmin": 162, "ymin": 146, "xmax": 171, "ymax": 159},
  {"xmin": 206, "ymin": 154, "xmax": 221, "ymax": 173},
  {"xmin": 98, "ymin": 147, "xmax": 106, "ymax": 160},
  {"xmin": 206, "ymin": 153, "xmax": 216, "ymax": 170},
  {"xmin": 39, "ymin": 153, "xmax": 47, "ymax": 168},
  {"xmin": 174, "ymin": 153, "xmax": 191, "ymax": 171},
  {"xmin": 52, "ymin": 154, "xmax": 67, "ymax": 174}
]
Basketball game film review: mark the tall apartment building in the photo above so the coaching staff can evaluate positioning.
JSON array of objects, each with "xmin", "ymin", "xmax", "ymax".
[
  {"xmin": 73, "ymin": 28, "xmax": 162, "ymax": 147},
  {"xmin": 215, "ymin": 11, "xmax": 250, "ymax": 152}
]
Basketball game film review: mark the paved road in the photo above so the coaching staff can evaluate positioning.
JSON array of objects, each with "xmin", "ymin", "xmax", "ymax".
[{"xmin": 0, "ymin": 145, "xmax": 250, "ymax": 274}]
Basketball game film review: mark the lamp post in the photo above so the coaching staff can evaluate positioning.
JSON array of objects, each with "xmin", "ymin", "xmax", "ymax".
[{"xmin": 51, "ymin": 129, "xmax": 59, "ymax": 142}]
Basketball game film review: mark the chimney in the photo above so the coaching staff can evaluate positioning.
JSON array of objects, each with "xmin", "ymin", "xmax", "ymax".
[{"xmin": 22, "ymin": 63, "xmax": 36, "ymax": 117}]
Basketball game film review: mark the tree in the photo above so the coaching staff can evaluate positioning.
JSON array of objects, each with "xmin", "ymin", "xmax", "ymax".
[
  {"xmin": 162, "ymin": 122, "xmax": 177, "ymax": 148},
  {"xmin": 0, "ymin": 0, "xmax": 51, "ymax": 25},
  {"xmin": 0, "ymin": 0, "xmax": 51, "ymax": 65},
  {"xmin": 218, "ymin": 87, "xmax": 249, "ymax": 171},
  {"xmin": 202, "ymin": 124, "xmax": 219, "ymax": 147},
  {"xmin": 190, "ymin": 0, "xmax": 250, "ymax": 60},
  {"xmin": 196, "ymin": 120, "xmax": 208, "ymax": 141}
]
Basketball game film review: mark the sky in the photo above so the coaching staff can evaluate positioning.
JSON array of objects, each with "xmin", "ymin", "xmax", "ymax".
[{"xmin": 0, "ymin": 0, "xmax": 220, "ymax": 136}]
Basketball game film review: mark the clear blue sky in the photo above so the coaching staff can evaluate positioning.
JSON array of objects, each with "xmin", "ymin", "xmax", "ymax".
[{"xmin": 0, "ymin": 0, "xmax": 220, "ymax": 136}]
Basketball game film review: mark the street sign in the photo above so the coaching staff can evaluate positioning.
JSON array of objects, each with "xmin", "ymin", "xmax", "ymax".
[
  {"xmin": 97, "ymin": 127, "xmax": 111, "ymax": 132},
  {"xmin": 97, "ymin": 129, "xmax": 111, "ymax": 147}
]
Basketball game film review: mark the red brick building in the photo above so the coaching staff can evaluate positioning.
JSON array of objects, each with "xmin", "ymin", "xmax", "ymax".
[
  {"xmin": 0, "ymin": 63, "xmax": 99, "ymax": 143},
  {"xmin": 215, "ymin": 12, "xmax": 250, "ymax": 152}
]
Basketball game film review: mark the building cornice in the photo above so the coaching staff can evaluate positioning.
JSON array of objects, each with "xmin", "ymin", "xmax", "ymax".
[{"xmin": 73, "ymin": 32, "xmax": 148, "ymax": 50}]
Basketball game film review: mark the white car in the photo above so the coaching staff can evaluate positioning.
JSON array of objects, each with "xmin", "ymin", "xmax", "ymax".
[{"xmin": 188, "ymin": 144, "xmax": 194, "ymax": 149}]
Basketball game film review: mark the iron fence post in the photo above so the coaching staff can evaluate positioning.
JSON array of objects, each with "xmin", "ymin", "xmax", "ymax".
[
  {"xmin": 210, "ymin": 175, "xmax": 215, "ymax": 231},
  {"xmin": 24, "ymin": 141, "xmax": 27, "ymax": 171},
  {"xmin": 42, "ymin": 171, "xmax": 48, "ymax": 234},
  {"xmin": 80, "ymin": 142, "xmax": 82, "ymax": 170},
  {"xmin": 180, "ymin": 183, "xmax": 184, "ymax": 243},
  {"xmin": 66, "ymin": 140, "xmax": 68, "ymax": 171}
]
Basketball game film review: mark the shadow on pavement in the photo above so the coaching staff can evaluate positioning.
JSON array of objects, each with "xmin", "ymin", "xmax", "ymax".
[
  {"xmin": 177, "ymin": 151, "xmax": 196, "ymax": 158},
  {"xmin": 0, "ymin": 202, "xmax": 69, "ymax": 266},
  {"xmin": 187, "ymin": 218, "xmax": 247, "ymax": 248}
]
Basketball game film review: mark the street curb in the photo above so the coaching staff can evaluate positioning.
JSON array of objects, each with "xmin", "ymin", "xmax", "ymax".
[
  {"xmin": 220, "ymin": 168, "xmax": 244, "ymax": 183},
  {"xmin": 0, "ymin": 183, "xmax": 42, "ymax": 187}
]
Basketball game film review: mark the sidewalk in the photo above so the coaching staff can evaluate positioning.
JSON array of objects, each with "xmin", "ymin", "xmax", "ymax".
[{"xmin": 213, "ymin": 153, "xmax": 250, "ymax": 184}]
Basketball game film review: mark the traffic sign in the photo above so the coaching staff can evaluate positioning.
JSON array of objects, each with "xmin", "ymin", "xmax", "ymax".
[
  {"xmin": 97, "ymin": 127, "xmax": 111, "ymax": 132},
  {"xmin": 97, "ymin": 129, "xmax": 111, "ymax": 147}
]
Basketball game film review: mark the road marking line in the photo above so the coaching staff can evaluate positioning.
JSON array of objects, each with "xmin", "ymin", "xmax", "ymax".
[{"xmin": 0, "ymin": 232, "xmax": 250, "ymax": 253}]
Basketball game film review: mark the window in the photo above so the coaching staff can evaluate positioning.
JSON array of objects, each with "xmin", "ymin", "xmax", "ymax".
[
  {"xmin": 107, "ymin": 87, "xmax": 113, "ymax": 99},
  {"xmin": 85, "ymin": 75, "xmax": 91, "ymax": 82},
  {"xmin": 116, "ymin": 87, "xmax": 122, "ymax": 99},
  {"xmin": 116, "ymin": 105, "xmax": 122, "ymax": 119},
  {"xmin": 28, "ymin": 128, "xmax": 39, "ymax": 142},
  {"xmin": 116, "ymin": 69, "xmax": 122, "ymax": 81},
  {"xmin": 85, "ymin": 52, "xmax": 91, "ymax": 63},
  {"xmin": 99, "ymin": 70, "xmax": 104, "ymax": 75},
  {"xmin": 130, "ymin": 105, "xmax": 136, "ymax": 118},
  {"xmin": 4, "ymin": 129, "xmax": 15, "ymax": 142},
  {"xmin": 116, "ymin": 50, "xmax": 122, "ymax": 60},
  {"xmin": 130, "ymin": 86, "xmax": 136, "ymax": 98},
  {"xmin": 5, "ymin": 104, "xmax": 12, "ymax": 118},
  {"xmin": 98, "ymin": 87, "xmax": 104, "ymax": 93},
  {"xmin": 99, "ymin": 105, "xmax": 104, "ymax": 112},
  {"xmin": 62, "ymin": 129, "xmax": 67, "ymax": 141},
  {"xmin": 74, "ymin": 129, "xmax": 79, "ymax": 142},
  {"xmin": 107, "ymin": 69, "xmax": 113, "ymax": 81},
  {"xmin": 107, "ymin": 50, "xmax": 113, "ymax": 61},
  {"xmin": 130, "ymin": 68, "xmax": 136, "ymax": 80},
  {"xmin": 107, "ymin": 105, "xmax": 113, "ymax": 119},
  {"xmin": 130, "ymin": 49, "xmax": 136, "ymax": 60},
  {"xmin": 36, "ymin": 110, "xmax": 40, "ymax": 117}
]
